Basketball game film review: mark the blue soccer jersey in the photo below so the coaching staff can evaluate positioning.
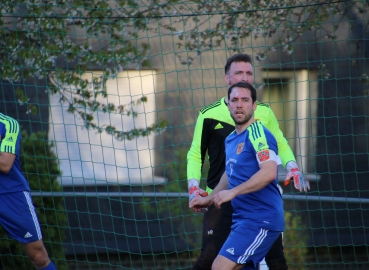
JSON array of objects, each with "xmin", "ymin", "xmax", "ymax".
[
  {"xmin": 224, "ymin": 121, "xmax": 284, "ymax": 231},
  {"xmin": 0, "ymin": 113, "xmax": 30, "ymax": 193}
]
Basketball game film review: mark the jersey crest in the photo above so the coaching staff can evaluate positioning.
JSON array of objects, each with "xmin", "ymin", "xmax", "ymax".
[{"xmin": 236, "ymin": 143, "xmax": 244, "ymax": 154}]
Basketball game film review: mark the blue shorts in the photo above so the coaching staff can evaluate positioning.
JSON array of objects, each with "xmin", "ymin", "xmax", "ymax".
[
  {"xmin": 219, "ymin": 222, "xmax": 281, "ymax": 269},
  {"xmin": 0, "ymin": 191, "xmax": 42, "ymax": 243}
]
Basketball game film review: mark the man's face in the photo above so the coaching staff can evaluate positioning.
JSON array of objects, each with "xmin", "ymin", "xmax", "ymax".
[
  {"xmin": 227, "ymin": 87, "xmax": 256, "ymax": 126},
  {"xmin": 225, "ymin": 61, "xmax": 254, "ymax": 86}
]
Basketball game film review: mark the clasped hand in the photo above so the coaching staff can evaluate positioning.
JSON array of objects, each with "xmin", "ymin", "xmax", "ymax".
[{"xmin": 189, "ymin": 190, "xmax": 234, "ymax": 210}]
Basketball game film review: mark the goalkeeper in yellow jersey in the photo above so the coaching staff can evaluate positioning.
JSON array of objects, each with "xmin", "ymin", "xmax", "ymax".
[{"xmin": 187, "ymin": 53, "xmax": 310, "ymax": 270}]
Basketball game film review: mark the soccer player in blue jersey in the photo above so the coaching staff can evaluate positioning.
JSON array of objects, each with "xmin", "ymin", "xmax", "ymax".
[
  {"xmin": 190, "ymin": 81, "xmax": 284, "ymax": 269},
  {"xmin": 187, "ymin": 53, "xmax": 309, "ymax": 270},
  {"xmin": 0, "ymin": 113, "xmax": 57, "ymax": 270}
]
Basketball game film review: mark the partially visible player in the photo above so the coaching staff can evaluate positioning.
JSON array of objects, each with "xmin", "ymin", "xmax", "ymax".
[
  {"xmin": 190, "ymin": 81, "xmax": 284, "ymax": 269},
  {"xmin": 0, "ymin": 112, "xmax": 57, "ymax": 270}
]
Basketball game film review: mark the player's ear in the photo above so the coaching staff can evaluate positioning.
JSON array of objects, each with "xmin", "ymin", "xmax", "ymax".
[
  {"xmin": 253, "ymin": 101, "xmax": 257, "ymax": 111},
  {"xmin": 225, "ymin": 73, "xmax": 230, "ymax": 85}
]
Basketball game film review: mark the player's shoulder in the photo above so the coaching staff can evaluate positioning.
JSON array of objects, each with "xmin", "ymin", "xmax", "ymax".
[
  {"xmin": 248, "ymin": 121, "xmax": 264, "ymax": 132},
  {"xmin": 256, "ymin": 100, "xmax": 271, "ymax": 110},
  {"xmin": 0, "ymin": 113, "xmax": 20, "ymax": 131},
  {"xmin": 247, "ymin": 122, "xmax": 276, "ymax": 149},
  {"xmin": 255, "ymin": 101, "xmax": 274, "ymax": 123},
  {"xmin": 248, "ymin": 121, "xmax": 273, "ymax": 139},
  {"xmin": 0, "ymin": 113, "xmax": 16, "ymax": 121},
  {"xmin": 200, "ymin": 97, "xmax": 226, "ymax": 115},
  {"xmin": 225, "ymin": 129, "xmax": 237, "ymax": 140}
]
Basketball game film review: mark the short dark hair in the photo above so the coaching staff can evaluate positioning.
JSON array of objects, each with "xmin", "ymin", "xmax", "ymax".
[
  {"xmin": 228, "ymin": 81, "xmax": 257, "ymax": 104},
  {"xmin": 224, "ymin": 54, "xmax": 253, "ymax": 74}
]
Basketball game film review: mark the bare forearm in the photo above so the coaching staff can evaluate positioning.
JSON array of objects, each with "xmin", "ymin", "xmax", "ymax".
[
  {"xmin": 232, "ymin": 161, "xmax": 277, "ymax": 197},
  {"xmin": 232, "ymin": 171, "xmax": 272, "ymax": 196},
  {"xmin": 209, "ymin": 172, "xmax": 228, "ymax": 195}
]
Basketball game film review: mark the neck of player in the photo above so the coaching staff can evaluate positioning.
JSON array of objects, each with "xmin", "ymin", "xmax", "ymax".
[{"xmin": 235, "ymin": 117, "xmax": 255, "ymax": 134}]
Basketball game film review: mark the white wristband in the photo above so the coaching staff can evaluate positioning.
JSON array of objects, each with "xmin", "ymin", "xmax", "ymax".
[
  {"xmin": 286, "ymin": 161, "xmax": 298, "ymax": 170},
  {"xmin": 188, "ymin": 178, "xmax": 200, "ymax": 189}
]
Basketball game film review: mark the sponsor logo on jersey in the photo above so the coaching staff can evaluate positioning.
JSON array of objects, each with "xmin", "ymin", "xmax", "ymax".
[
  {"xmin": 257, "ymin": 149, "xmax": 270, "ymax": 162},
  {"xmin": 257, "ymin": 142, "xmax": 265, "ymax": 150},
  {"xmin": 226, "ymin": 247, "xmax": 235, "ymax": 255},
  {"xmin": 214, "ymin": 123, "xmax": 223, "ymax": 129},
  {"xmin": 236, "ymin": 143, "xmax": 244, "ymax": 154},
  {"xmin": 24, "ymin": 232, "xmax": 33, "ymax": 238},
  {"xmin": 207, "ymin": 230, "xmax": 213, "ymax": 235},
  {"xmin": 6, "ymin": 136, "xmax": 13, "ymax": 142}
]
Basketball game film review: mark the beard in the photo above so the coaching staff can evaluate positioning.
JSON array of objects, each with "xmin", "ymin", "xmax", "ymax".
[{"xmin": 230, "ymin": 111, "xmax": 253, "ymax": 126}]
